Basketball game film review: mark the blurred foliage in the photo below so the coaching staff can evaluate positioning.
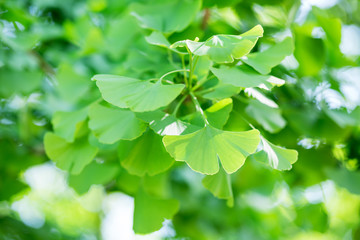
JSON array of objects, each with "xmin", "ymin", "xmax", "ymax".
[{"xmin": 0, "ymin": 0, "xmax": 360, "ymax": 239}]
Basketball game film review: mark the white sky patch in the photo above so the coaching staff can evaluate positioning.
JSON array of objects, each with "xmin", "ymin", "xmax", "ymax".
[
  {"xmin": 340, "ymin": 25, "xmax": 360, "ymax": 56},
  {"xmin": 295, "ymin": 0, "xmax": 339, "ymax": 24},
  {"xmin": 101, "ymin": 193, "xmax": 175, "ymax": 240},
  {"xmin": 11, "ymin": 197, "xmax": 45, "ymax": 228}
]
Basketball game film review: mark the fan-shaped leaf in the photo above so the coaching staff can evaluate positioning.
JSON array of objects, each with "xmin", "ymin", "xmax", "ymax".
[
  {"xmin": 210, "ymin": 66, "xmax": 285, "ymax": 90},
  {"xmin": 133, "ymin": 188, "xmax": 179, "ymax": 234},
  {"xmin": 119, "ymin": 129, "xmax": 174, "ymax": 176},
  {"xmin": 242, "ymin": 37, "xmax": 294, "ymax": 74},
  {"xmin": 44, "ymin": 133, "xmax": 98, "ymax": 174},
  {"xmin": 171, "ymin": 25, "xmax": 263, "ymax": 63},
  {"xmin": 131, "ymin": 0, "xmax": 201, "ymax": 33},
  {"xmin": 250, "ymin": 137, "xmax": 298, "ymax": 171},
  {"xmin": 202, "ymin": 167, "xmax": 234, "ymax": 206},
  {"xmin": 88, "ymin": 103, "xmax": 147, "ymax": 144},
  {"xmin": 93, "ymin": 74, "xmax": 184, "ymax": 112},
  {"xmin": 163, "ymin": 125, "xmax": 260, "ymax": 175}
]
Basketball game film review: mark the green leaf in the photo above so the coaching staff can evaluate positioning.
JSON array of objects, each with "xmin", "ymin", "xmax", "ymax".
[
  {"xmin": 136, "ymin": 110, "xmax": 201, "ymax": 136},
  {"xmin": 88, "ymin": 103, "xmax": 147, "ymax": 144},
  {"xmin": 44, "ymin": 133, "xmax": 98, "ymax": 174},
  {"xmin": 145, "ymin": 31, "xmax": 171, "ymax": 48},
  {"xmin": 202, "ymin": 167, "xmax": 234, "ymax": 207},
  {"xmin": 250, "ymin": 137, "xmax": 298, "ymax": 171},
  {"xmin": 202, "ymin": 84, "xmax": 241, "ymax": 100},
  {"xmin": 171, "ymin": 25, "xmax": 263, "ymax": 63},
  {"xmin": 242, "ymin": 37, "xmax": 294, "ymax": 74},
  {"xmin": 118, "ymin": 129, "xmax": 174, "ymax": 176},
  {"xmin": 163, "ymin": 125, "xmax": 260, "ymax": 175},
  {"xmin": 52, "ymin": 108, "xmax": 88, "ymax": 142},
  {"xmin": 133, "ymin": 188, "xmax": 179, "ymax": 234},
  {"xmin": 93, "ymin": 74, "xmax": 185, "ymax": 112},
  {"xmin": 184, "ymin": 98, "xmax": 233, "ymax": 129},
  {"xmin": 68, "ymin": 161, "xmax": 119, "ymax": 195},
  {"xmin": 210, "ymin": 66, "xmax": 285, "ymax": 89},
  {"xmin": 326, "ymin": 168, "xmax": 360, "ymax": 195},
  {"xmin": 131, "ymin": 0, "xmax": 201, "ymax": 33},
  {"xmin": 245, "ymin": 99, "xmax": 286, "ymax": 133}
]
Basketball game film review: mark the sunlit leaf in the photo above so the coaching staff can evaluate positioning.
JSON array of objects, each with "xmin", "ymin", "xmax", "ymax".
[
  {"xmin": 137, "ymin": 110, "xmax": 201, "ymax": 136},
  {"xmin": 163, "ymin": 125, "xmax": 260, "ymax": 174},
  {"xmin": 202, "ymin": 167, "xmax": 234, "ymax": 206},
  {"xmin": 171, "ymin": 25, "xmax": 264, "ymax": 63},
  {"xmin": 88, "ymin": 103, "xmax": 147, "ymax": 144},
  {"xmin": 93, "ymin": 74, "xmax": 185, "ymax": 112},
  {"xmin": 250, "ymin": 137, "xmax": 298, "ymax": 171}
]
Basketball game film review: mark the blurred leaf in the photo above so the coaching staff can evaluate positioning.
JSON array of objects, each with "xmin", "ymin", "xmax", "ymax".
[
  {"xmin": 88, "ymin": 103, "xmax": 147, "ymax": 144},
  {"xmin": 210, "ymin": 65, "xmax": 285, "ymax": 89},
  {"xmin": 69, "ymin": 161, "xmax": 119, "ymax": 195},
  {"xmin": 245, "ymin": 99, "xmax": 286, "ymax": 133},
  {"xmin": 52, "ymin": 108, "xmax": 88, "ymax": 142},
  {"xmin": 133, "ymin": 188, "xmax": 179, "ymax": 234},
  {"xmin": 326, "ymin": 168, "xmax": 360, "ymax": 195},
  {"xmin": 131, "ymin": 0, "xmax": 201, "ymax": 33},
  {"xmin": 242, "ymin": 37, "xmax": 294, "ymax": 74},
  {"xmin": 44, "ymin": 132, "xmax": 98, "ymax": 174}
]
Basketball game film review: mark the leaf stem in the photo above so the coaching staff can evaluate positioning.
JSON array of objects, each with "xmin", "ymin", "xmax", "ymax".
[
  {"xmin": 192, "ymin": 75, "xmax": 216, "ymax": 91},
  {"xmin": 189, "ymin": 92, "xmax": 209, "ymax": 125},
  {"xmin": 181, "ymin": 55, "xmax": 188, "ymax": 87},
  {"xmin": 159, "ymin": 69, "xmax": 190, "ymax": 83},
  {"xmin": 186, "ymin": 46, "xmax": 194, "ymax": 89},
  {"xmin": 172, "ymin": 94, "xmax": 188, "ymax": 117}
]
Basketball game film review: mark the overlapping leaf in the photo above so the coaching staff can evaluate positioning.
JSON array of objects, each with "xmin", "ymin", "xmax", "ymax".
[
  {"xmin": 210, "ymin": 65, "xmax": 285, "ymax": 90},
  {"xmin": 131, "ymin": 0, "xmax": 201, "ymax": 33},
  {"xmin": 250, "ymin": 137, "xmax": 298, "ymax": 171},
  {"xmin": 88, "ymin": 103, "xmax": 147, "ymax": 144},
  {"xmin": 202, "ymin": 167, "xmax": 234, "ymax": 206},
  {"xmin": 171, "ymin": 25, "xmax": 264, "ymax": 63},
  {"xmin": 163, "ymin": 125, "xmax": 260, "ymax": 175},
  {"xmin": 44, "ymin": 133, "xmax": 98, "ymax": 174},
  {"xmin": 242, "ymin": 37, "xmax": 294, "ymax": 74},
  {"xmin": 119, "ymin": 129, "xmax": 174, "ymax": 176},
  {"xmin": 133, "ymin": 188, "xmax": 179, "ymax": 234},
  {"xmin": 92, "ymin": 74, "xmax": 184, "ymax": 112}
]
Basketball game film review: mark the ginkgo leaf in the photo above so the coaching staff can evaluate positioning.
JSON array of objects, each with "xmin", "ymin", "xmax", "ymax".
[
  {"xmin": 183, "ymin": 98, "xmax": 233, "ymax": 129},
  {"xmin": 210, "ymin": 65, "xmax": 285, "ymax": 90},
  {"xmin": 163, "ymin": 125, "xmax": 260, "ymax": 175},
  {"xmin": 69, "ymin": 161, "xmax": 119, "ymax": 195},
  {"xmin": 88, "ymin": 103, "xmax": 147, "ymax": 144},
  {"xmin": 92, "ymin": 74, "xmax": 184, "ymax": 112},
  {"xmin": 131, "ymin": 0, "xmax": 201, "ymax": 33},
  {"xmin": 245, "ymin": 99, "xmax": 286, "ymax": 133},
  {"xmin": 136, "ymin": 110, "xmax": 201, "ymax": 136},
  {"xmin": 118, "ymin": 129, "xmax": 174, "ymax": 176},
  {"xmin": 250, "ymin": 137, "xmax": 298, "ymax": 171},
  {"xmin": 202, "ymin": 167, "xmax": 234, "ymax": 207},
  {"xmin": 171, "ymin": 25, "xmax": 263, "ymax": 63},
  {"xmin": 52, "ymin": 108, "xmax": 88, "ymax": 142},
  {"xmin": 242, "ymin": 37, "xmax": 294, "ymax": 74},
  {"xmin": 133, "ymin": 188, "xmax": 179, "ymax": 234},
  {"xmin": 44, "ymin": 132, "xmax": 98, "ymax": 174}
]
